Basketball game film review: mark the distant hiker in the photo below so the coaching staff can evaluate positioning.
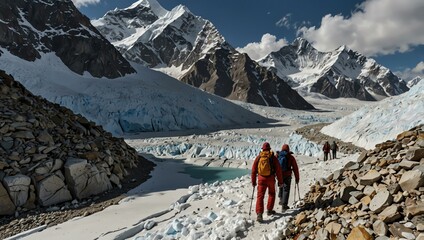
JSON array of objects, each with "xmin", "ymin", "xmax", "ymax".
[
  {"xmin": 277, "ymin": 144, "xmax": 300, "ymax": 210},
  {"xmin": 323, "ymin": 141, "xmax": 331, "ymax": 161},
  {"xmin": 251, "ymin": 142, "xmax": 283, "ymax": 222},
  {"xmin": 331, "ymin": 140, "xmax": 339, "ymax": 159}
]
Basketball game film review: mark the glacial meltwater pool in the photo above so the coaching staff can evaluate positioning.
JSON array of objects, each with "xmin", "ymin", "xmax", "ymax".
[{"xmin": 180, "ymin": 166, "xmax": 250, "ymax": 183}]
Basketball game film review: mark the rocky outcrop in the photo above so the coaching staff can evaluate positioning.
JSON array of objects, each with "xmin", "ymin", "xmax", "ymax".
[
  {"xmin": 0, "ymin": 70, "xmax": 141, "ymax": 215},
  {"xmin": 281, "ymin": 125, "xmax": 424, "ymax": 239},
  {"xmin": 0, "ymin": 0, "xmax": 135, "ymax": 78},
  {"xmin": 181, "ymin": 48, "xmax": 314, "ymax": 110}
]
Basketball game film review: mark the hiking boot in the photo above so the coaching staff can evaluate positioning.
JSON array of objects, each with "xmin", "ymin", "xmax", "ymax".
[
  {"xmin": 257, "ymin": 213, "xmax": 263, "ymax": 222},
  {"xmin": 282, "ymin": 205, "xmax": 289, "ymax": 211},
  {"xmin": 267, "ymin": 210, "xmax": 276, "ymax": 215}
]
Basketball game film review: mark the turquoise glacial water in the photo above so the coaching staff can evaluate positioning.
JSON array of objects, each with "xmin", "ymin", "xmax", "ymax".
[{"xmin": 180, "ymin": 166, "xmax": 250, "ymax": 184}]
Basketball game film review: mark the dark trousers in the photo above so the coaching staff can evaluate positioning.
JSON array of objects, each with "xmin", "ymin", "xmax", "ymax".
[
  {"xmin": 278, "ymin": 176, "xmax": 292, "ymax": 207},
  {"xmin": 324, "ymin": 152, "xmax": 329, "ymax": 161},
  {"xmin": 332, "ymin": 150, "xmax": 337, "ymax": 159}
]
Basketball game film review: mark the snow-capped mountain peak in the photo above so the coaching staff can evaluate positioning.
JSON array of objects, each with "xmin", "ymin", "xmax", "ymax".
[
  {"xmin": 126, "ymin": 0, "xmax": 168, "ymax": 17},
  {"xmin": 258, "ymin": 38, "xmax": 409, "ymax": 101},
  {"xmin": 93, "ymin": 1, "xmax": 314, "ymax": 110}
]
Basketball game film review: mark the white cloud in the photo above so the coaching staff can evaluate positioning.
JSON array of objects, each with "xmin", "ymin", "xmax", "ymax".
[
  {"xmin": 276, "ymin": 13, "xmax": 292, "ymax": 29},
  {"xmin": 298, "ymin": 0, "xmax": 424, "ymax": 56},
  {"xmin": 71, "ymin": 0, "xmax": 101, "ymax": 8},
  {"xmin": 395, "ymin": 61, "xmax": 424, "ymax": 81},
  {"xmin": 236, "ymin": 33, "xmax": 288, "ymax": 60}
]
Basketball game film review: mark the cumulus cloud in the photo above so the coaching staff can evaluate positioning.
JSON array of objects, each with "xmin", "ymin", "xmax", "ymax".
[
  {"xmin": 298, "ymin": 0, "xmax": 424, "ymax": 56},
  {"xmin": 276, "ymin": 13, "xmax": 292, "ymax": 29},
  {"xmin": 395, "ymin": 61, "xmax": 424, "ymax": 81},
  {"xmin": 236, "ymin": 33, "xmax": 288, "ymax": 60},
  {"xmin": 71, "ymin": 0, "xmax": 101, "ymax": 8}
]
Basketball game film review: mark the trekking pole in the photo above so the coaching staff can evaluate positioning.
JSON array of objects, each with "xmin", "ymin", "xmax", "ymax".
[
  {"xmin": 248, "ymin": 186, "xmax": 255, "ymax": 216},
  {"xmin": 296, "ymin": 183, "xmax": 301, "ymax": 202}
]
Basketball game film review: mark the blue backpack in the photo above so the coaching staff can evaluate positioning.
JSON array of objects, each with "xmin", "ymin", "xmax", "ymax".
[{"xmin": 278, "ymin": 151, "xmax": 290, "ymax": 171}]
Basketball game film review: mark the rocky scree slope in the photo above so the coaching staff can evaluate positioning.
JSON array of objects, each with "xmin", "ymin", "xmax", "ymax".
[
  {"xmin": 0, "ymin": 71, "xmax": 143, "ymax": 217},
  {"xmin": 280, "ymin": 125, "xmax": 424, "ymax": 239},
  {"xmin": 0, "ymin": 0, "xmax": 135, "ymax": 78}
]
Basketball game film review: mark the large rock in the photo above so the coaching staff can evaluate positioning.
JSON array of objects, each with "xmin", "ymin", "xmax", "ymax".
[
  {"xmin": 3, "ymin": 174, "xmax": 31, "ymax": 207},
  {"xmin": 373, "ymin": 220, "xmax": 388, "ymax": 236},
  {"xmin": 406, "ymin": 202, "xmax": 424, "ymax": 217},
  {"xmin": 359, "ymin": 170, "xmax": 381, "ymax": 185},
  {"xmin": 37, "ymin": 172, "xmax": 72, "ymax": 206},
  {"xmin": 370, "ymin": 189, "xmax": 392, "ymax": 213},
  {"xmin": 64, "ymin": 158, "xmax": 112, "ymax": 199},
  {"xmin": 347, "ymin": 226, "xmax": 372, "ymax": 240},
  {"xmin": 399, "ymin": 169, "xmax": 424, "ymax": 191},
  {"xmin": 0, "ymin": 182, "xmax": 15, "ymax": 215},
  {"xmin": 378, "ymin": 205, "xmax": 401, "ymax": 223},
  {"xmin": 389, "ymin": 223, "xmax": 416, "ymax": 240},
  {"xmin": 405, "ymin": 148, "xmax": 424, "ymax": 161}
]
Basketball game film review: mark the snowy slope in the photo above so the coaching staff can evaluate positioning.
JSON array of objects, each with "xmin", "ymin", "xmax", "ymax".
[
  {"xmin": 321, "ymin": 79, "xmax": 424, "ymax": 149},
  {"xmin": 0, "ymin": 49, "xmax": 268, "ymax": 135}
]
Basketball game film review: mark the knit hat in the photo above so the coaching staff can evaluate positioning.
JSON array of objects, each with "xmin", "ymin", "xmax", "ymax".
[
  {"xmin": 262, "ymin": 142, "xmax": 271, "ymax": 150},
  {"xmin": 282, "ymin": 144, "xmax": 290, "ymax": 152}
]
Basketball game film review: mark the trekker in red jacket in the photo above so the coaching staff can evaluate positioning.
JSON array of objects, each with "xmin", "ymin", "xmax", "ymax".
[
  {"xmin": 277, "ymin": 144, "xmax": 300, "ymax": 210},
  {"xmin": 323, "ymin": 141, "xmax": 331, "ymax": 161},
  {"xmin": 251, "ymin": 142, "xmax": 283, "ymax": 222}
]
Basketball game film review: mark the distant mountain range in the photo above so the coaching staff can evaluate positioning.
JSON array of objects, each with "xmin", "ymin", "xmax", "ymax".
[
  {"xmin": 94, "ymin": 0, "xmax": 409, "ymax": 102},
  {"xmin": 93, "ymin": 0, "xmax": 314, "ymax": 109},
  {"xmin": 259, "ymin": 38, "xmax": 409, "ymax": 100}
]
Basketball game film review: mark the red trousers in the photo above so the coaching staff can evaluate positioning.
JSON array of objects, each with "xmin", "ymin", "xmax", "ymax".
[{"xmin": 256, "ymin": 176, "xmax": 276, "ymax": 214}]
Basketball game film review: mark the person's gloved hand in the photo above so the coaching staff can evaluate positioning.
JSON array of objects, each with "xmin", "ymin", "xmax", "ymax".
[
  {"xmin": 252, "ymin": 182, "xmax": 256, "ymax": 187},
  {"xmin": 296, "ymin": 179, "xmax": 300, "ymax": 184}
]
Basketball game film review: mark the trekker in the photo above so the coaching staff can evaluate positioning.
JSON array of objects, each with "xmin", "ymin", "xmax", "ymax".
[
  {"xmin": 251, "ymin": 142, "xmax": 283, "ymax": 222},
  {"xmin": 323, "ymin": 141, "xmax": 331, "ymax": 161},
  {"xmin": 331, "ymin": 141, "xmax": 339, "ymax": 159},
  {"xmin": 277, "ymin": 144, "xmax": 300, "ymax": 210}
]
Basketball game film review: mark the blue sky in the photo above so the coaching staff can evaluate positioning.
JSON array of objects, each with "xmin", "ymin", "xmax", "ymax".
[{"xmin": 76, "ymin": 0, "xmax": 423, "ymax": 80}]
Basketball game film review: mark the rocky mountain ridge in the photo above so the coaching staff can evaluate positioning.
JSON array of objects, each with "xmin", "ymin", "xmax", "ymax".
[
  {"xmin": 281, "ymin": 125, "xmax": 424, "ymax": 239},
  {"xmin": 0, "ymin": 70, "xmax": 145, "ymax": 217},
  {"xmin": 93, "ymin": 0, "xmax": 314, "ymax": 109},
  {"xmin": 0, "ymin": 0, "xmax": 135, "ymax": 78},
  {"xmin": 259, "ymin": 38, "xmax": 409, "ymax": 101}
]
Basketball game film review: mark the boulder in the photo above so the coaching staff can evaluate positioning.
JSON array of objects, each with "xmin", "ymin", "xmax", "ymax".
[
  {"xmin": 378, "ymin": 205, "xmax": 401, "ymax": 223},
  {"xmin": 406, "ymin": 202, "xmax": 424, "ymax": 217},
  {"xmin": 37, "ymin": 172, "xmax": 72, "ymax": 206},
  {"xmin": 325, "ymin": 222, "xmax": 342, "ymax": 235},
  {"xmin": 347, "ymin": 226, "xmax": 372, "ymax": 240},
  {"xmin": 370, "ymin": 189, "xmax": 392, "ymax": 213},
  {"xmin": 0, "ymin": 182, "xmax": 15, "ymax": 215},
  {"xmin": 3, "ymin": 174, "xmax": 31, "ymax": 207},
  {"xmin": 359, "ymin": 170, "xmax": 381, "ymax": 185},
  {"xmin": 64, "ymin": 158, "xmax": 112, "ymax": 200},
  {"xmin": 405, "ymin": 148, "xmax": 424, "ymax": 161},
  {"xmin": 373, "ymin": 220, "xmax": 388, "ymax": 236},
  {"xmin": 389, "ymin": 223, "xmax": 416, "ymax": 240},
  {"xmin": 399, "ymin": 169, "xmax": 424, "ymax": 191}
]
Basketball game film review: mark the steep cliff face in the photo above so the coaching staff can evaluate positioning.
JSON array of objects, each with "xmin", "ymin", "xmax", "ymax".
[
  {"xmin": 260, "ymin": 38, "xmax": 409, "ymax": 100},
  {"xmin": 181, "ymin": 48, "xmax": 314, "ymax": 109},
  {"xmin": 0, "ymin": 0, "xmax": 135, "ymax": 78}
]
